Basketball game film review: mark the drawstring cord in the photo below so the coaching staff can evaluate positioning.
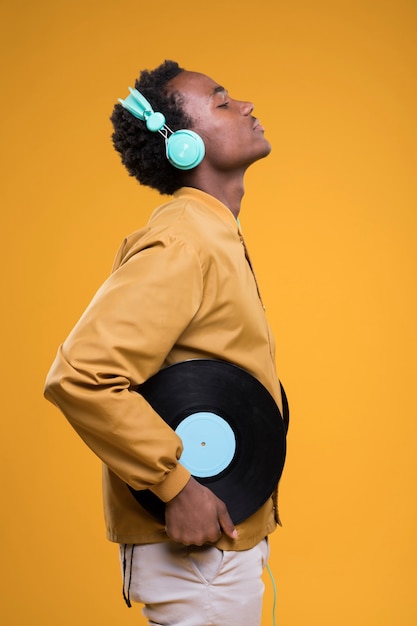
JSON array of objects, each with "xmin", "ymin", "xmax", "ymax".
[{"xmin": 122, "ymin": 544, "xmax": 135, "ymax": 608}]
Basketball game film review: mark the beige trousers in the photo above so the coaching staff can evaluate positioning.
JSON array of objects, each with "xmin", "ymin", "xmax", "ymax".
[{"xmin": 120, "ymin": 539, "xmax": 269, "ymax": 626}]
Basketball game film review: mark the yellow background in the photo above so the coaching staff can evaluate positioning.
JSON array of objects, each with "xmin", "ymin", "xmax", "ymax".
[{"xmin": 1, "ymin": 1, "xmax": 416, "ymax": 624}]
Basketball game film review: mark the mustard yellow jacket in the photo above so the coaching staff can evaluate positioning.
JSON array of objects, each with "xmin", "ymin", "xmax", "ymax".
[{"xmin": 44, "ymin": 187, "xmax": 286, "ymax": 550}]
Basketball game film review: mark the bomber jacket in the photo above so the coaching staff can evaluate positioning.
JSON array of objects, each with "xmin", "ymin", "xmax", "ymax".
[{"xmin": 44, "ymin": 187, "xmax": 287, "ymax": 551}]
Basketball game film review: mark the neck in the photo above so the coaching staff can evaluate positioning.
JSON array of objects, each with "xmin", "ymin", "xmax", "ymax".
[{"xmin": 183, "ymin": 169, "xmax": 247, "ymax": 218}]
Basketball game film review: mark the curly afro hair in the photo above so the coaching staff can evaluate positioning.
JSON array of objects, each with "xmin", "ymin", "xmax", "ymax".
[{"xmin": 110, "ymin": 60, "xmax": 193, "ymax": 195}]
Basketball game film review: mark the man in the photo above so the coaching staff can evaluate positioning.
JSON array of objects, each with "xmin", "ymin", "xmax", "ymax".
[{"xmin": 44, "ymin": 60, "xmax": 288, "ymax": 626}]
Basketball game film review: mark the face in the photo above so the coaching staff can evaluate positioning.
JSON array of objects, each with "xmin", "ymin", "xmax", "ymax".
[{"xmin": 167, "ymin": 71, "xmax": 272, "ymax": 172}]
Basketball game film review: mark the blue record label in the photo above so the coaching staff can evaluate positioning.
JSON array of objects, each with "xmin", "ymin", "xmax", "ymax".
[{"xmin": 175, "ymin": 412, "xmax": 236, "ymax": 478}]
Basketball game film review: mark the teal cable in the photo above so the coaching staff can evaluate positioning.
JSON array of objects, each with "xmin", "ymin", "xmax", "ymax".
[{"xmin": 266, "ymin": 563, "xmax": 277, "ymax": 626}]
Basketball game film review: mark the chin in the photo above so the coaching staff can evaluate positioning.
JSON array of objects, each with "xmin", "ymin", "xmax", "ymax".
[
  {"xmin": 258, "ymin": 140, "xmax": 272, "ymax": 160},
  {"xmin": 263, "ymin": 138, "xmax": 272, "ymax": 155}
]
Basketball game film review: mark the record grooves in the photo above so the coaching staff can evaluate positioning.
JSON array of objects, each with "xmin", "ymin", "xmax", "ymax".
[{"xmin": 128, "ymin": 359, "xmax": 287, "ymax": 524}]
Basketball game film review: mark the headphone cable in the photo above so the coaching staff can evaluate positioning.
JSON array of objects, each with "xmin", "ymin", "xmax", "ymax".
[{"xmin": 265, "ymin": 562, "xmax": 277, "ymax": 626}]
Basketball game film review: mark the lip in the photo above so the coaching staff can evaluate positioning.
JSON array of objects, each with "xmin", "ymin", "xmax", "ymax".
[{"xmin": 253, "ymin": 118, "xmax": 265, "ymax": 132}]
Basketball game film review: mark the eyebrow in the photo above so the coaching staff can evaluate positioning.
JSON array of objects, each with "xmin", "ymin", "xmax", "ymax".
[{"xmin": 211, "ymin": 85, "xmax": 228, "ymax": 97}]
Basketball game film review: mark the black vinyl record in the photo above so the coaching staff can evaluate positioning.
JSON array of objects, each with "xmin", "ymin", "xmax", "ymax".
[{"xmin": 129, "ymin": 359, "xmax": 287, "ymax": 524}]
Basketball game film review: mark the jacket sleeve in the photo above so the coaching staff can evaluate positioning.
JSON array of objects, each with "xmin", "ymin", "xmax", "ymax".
[{"xmin": 44, "ymin": 235, "xmax": 203, "ymax": 502}]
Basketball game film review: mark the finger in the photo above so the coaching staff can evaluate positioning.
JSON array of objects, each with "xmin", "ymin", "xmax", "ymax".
[{"xmin": 218, "ymin": 503, "xmax": 238, "ymax": 540}]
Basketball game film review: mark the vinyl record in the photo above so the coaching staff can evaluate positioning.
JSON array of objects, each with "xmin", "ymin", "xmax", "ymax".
[{"xmin": 129, "ymin": 359, "xmax": 287, "ymax": 524}]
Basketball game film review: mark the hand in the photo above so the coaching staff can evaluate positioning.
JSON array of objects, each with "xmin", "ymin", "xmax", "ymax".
[{"xmin": 164, "ymin": 477, "xmax": 238, "ymax": 546}]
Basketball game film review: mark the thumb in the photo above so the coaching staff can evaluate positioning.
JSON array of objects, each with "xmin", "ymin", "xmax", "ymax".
[{"xmin": 218, "ymin": 502, "xmax": 238, "ymax": 540}]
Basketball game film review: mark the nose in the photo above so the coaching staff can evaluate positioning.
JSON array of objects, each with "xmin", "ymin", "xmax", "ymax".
[{"xmin": 239, "ymin": 100, "xmax": 254, "ymax": 116}]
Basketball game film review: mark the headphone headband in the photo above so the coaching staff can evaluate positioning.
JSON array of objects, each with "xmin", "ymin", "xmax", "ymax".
[{"xmin": 118, "ymin": 88, "xmax": 166, "ymax": 132}]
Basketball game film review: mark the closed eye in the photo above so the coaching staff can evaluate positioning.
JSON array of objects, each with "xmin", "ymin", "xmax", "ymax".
[{"xmin": 212, "ymin": 85, "xmax": 230, "ymax": 108}]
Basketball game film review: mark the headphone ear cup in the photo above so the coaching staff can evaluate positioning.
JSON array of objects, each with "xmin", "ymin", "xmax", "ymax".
[{"xmin": 166, "ymin": 130, "xmax": 205, "ymax": 170}]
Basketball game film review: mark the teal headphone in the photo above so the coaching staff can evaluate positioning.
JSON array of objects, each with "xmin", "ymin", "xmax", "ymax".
[{"xmin": 118, "ymin": 87, "xmax": 205, "ymax": 170}]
